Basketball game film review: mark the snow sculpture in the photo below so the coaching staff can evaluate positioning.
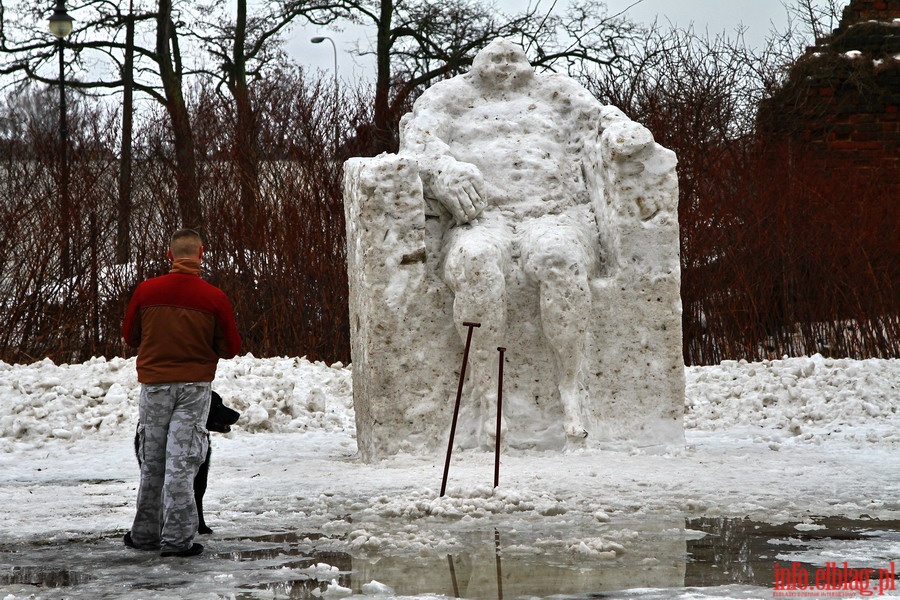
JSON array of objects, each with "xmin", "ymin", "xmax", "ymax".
[{"xmin": 344, "ymin": 39, "xmax": 684, "ymax": 462}]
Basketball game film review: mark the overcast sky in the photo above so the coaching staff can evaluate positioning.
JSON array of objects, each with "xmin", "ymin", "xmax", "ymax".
[{"xmin": 293, "ymin": 0, "xmax": 795, "ymax": 81}]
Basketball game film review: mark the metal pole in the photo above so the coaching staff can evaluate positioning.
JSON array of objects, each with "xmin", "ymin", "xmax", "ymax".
[
  {"xmin": 494, "ymin": 346, "xmax": 505, "ymax": 489},
  {"xmin": 331, "ymin": 40, "xmax": 338, "ymax": 153},
  {"xmin": 440, "ymin": 321, "xmax": 480, "ymax": 497},
  {"xmin": 90, "ymin": 210, "xmax": 98, "ymax": 352},
  {"xmin": 447, "ymin": 554, "xmax": 460, "ymax": 598},
  {"xmin": 49, "ymin": 0, "xmax": 73, "ymax": 275},
  {"xmin": 58, "ymin": 36, "xmax": 71, "ymax": 277}
]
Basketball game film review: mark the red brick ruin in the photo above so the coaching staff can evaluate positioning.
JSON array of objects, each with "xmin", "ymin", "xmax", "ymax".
[
  {"xmin": 759, "ymin": 0, "xmax": 899, "ymax": 356},
  {"xmin": 688, "ymin": 0, "xmax": 899, "ymax": 363},
  {"xmin": 758, "ymin": 0, "xmax": 899, "ymax": 177}
]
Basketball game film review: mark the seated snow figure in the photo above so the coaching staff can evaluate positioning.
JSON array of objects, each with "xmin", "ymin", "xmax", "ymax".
[{"xmin": 344, "ymin": 38, "xmax": 685, "ymax": 461}]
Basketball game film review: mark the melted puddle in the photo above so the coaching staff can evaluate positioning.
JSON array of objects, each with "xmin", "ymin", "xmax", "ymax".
[
  {"xmin": 683, "ymin": 516, "xmax": 899, "ymax": 597},
  {"xmin": 0, "ymin": 517, "xmax": 896, "ymax": 598},
  {"xmin": 0, "ymin": 565, "xmax": 94, "ymax": 587}
]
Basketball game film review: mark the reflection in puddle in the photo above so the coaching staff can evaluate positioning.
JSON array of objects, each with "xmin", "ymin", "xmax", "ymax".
[
  {"xmin": 0, "ymin": 518, "xmax": 896, "ymax": 598},
  {"xmin": 351, "ymin": 518, "xmax": 688, "ymax": 598},
  {"xmin": 240, "ymin": 579, "xmax": 324, "ymax": 598},
  {"xmin": 686, "ymin": 516, "xmax": 900, "ymax": 589},
  {"xmin": 0, "ymin": 565, "xmax": 94, "ymax": 587},
  {"xmin": 212, "ymin": 531, "xmax": 342, "ymax": 565},
  {"xmin": 447, "ymin": 530, "xmax": 505, "ymax": 600},
  {"xmin": 212, "ymin": 531, "xmax": 354, "ymax": 597},
  {"xmin": 686, "ymin": 517, "xmax": 788, "ymax": 587}
]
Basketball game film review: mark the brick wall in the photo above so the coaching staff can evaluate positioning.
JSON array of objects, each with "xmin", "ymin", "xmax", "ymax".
[
  {"xmin": 757, "ymin": 0, "xmax": 900, "ymax": 177},
  {"xmin": 838, "ymin": 0, "xmax": 900, "ymax": 28},
  {"xmin": 749, "ymin": 0, "xmax": 899, "ymax": 342}
]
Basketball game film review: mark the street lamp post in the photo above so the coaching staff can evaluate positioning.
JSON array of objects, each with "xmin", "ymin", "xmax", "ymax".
[
  {"xmin": 311, "ymin": 36, "xmax": 339, "ymax": 154},
  {"xmin": 48, "ymin": 0, "xmax": 74, "ymax": 276}
]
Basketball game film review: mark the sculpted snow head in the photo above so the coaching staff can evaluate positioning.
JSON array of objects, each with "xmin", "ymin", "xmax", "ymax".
[{"xmin": 469, "ymin": 38, "xmax": 534, "ymax": 92}]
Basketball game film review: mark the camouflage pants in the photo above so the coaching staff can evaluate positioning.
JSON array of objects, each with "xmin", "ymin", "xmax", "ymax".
[{"xmin": 130, "ymin": 382, "xmax": 210, "ymax": 553}]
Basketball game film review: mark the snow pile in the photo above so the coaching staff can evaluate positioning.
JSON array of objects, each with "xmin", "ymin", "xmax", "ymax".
[
  {"xmin": 0, "ymin": 356, "xmax": 138, "ymax": 444},
  {"xmin": 0, "ymin": 354, "xmax": 353, "ymax": 452},
  {"xmin": 686, "ymin": 354, "xmax": 899, "ymax": 443},
  {"xmin": 0, "ymin": 352, "xmax": 897, "ymax": 455},
  {"xmin": 0, "ymin": 353, "xmax": 897, "ymax": 598}
]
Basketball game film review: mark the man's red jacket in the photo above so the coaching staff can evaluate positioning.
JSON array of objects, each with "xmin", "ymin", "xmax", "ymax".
[{"xmin": 122, "ymin": 261, "xmax": 241, "ymax": 384}]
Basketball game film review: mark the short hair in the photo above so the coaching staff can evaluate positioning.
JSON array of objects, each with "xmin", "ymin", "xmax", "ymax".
[{"xmin": 169, "ymin": 228, "xmax": 203, "ymax": 258}]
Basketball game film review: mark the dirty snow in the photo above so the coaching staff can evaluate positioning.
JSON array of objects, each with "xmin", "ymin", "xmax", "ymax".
[{"xmin": 0, "ymin": 353, "xmax": 898, "ymax": 599}]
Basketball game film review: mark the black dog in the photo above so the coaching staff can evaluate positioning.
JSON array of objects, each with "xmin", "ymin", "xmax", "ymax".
[
  {"xmin": 197, "ymin": 391, "xmax": 240, "ymax": 534},
  {"xmin": 134, "ymin": 391, "xmax": 240, "ymax": 535}
]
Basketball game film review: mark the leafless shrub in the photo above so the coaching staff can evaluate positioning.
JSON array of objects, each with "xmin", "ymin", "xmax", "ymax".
[
  {"xmin": 586, "ymin": 21, "xmax": 898, "ymax": 365},
  {"xmin": 0, "ymin": 67, "xmax": 356, "ymax": 364}
]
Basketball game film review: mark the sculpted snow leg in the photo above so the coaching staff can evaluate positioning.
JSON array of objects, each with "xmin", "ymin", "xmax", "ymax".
[
  {"xmin": 538, "ymin": 274, "xmax": 591, "ymax": 440},
  {"xmin": 521, "ymin": 220, "xmax": 593, "ymax": 439},
  {"xmin": 443, "ymin": 225, "xmax": 510, "ymax": 447}
]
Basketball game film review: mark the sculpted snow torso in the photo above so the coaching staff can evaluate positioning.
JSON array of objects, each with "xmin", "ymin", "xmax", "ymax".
[{"xmin": 444, "ymin": 94, "xmax": 591, "ymax": 219}]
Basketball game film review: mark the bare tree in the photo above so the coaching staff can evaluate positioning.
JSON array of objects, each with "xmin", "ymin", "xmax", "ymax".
[
  {"xmin": 0, "ymin": 0, "xmax": 203, "ymax": 228},
  {"xmin": 784, "ymin": 0, "xmax": 844, "ymax": 44},
  {"xmin": 155, "ymin": 0, "xmax": 202, "ymax": 227},
  {"xmin": 190, "ymin": 0, "xmax": 347, "ymax": 246},
  {"xmin": 117, "ymin": 0, "xmax": 135, "ymax": 264}
]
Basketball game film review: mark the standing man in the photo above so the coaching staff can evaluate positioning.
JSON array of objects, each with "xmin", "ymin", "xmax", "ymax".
[{"xmin": 122, "ymin": 228, "xmax": 241, "ymax": 557}]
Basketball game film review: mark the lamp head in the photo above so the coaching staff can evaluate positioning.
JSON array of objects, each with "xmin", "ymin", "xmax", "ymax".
[{"xmin": 48, "ymin": 0, "xmax": 74, "ymax": 39}]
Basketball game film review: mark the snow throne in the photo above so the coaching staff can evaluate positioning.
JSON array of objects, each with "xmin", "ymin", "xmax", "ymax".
[{"xmin": 344, "ymin": 39, "xmax": 685, "ymax": 461}]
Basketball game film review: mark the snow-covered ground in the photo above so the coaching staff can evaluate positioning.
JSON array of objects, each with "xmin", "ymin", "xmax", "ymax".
[{"xmin": 0, "ymin": 354, "xmax": 898, "ymax": 599}]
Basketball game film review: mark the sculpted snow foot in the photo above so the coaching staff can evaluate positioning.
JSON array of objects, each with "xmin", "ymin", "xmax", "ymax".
[
  {"xmin": 565, "ymin": 421, "xmax": 588, "ymax": 440},
  {"xmin": 559, "ymin": 381, "xmax": 588, "ymax": 440}
]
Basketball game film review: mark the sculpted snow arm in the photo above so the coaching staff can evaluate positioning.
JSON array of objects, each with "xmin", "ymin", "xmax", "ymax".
[{"xmin": 399, "ymin": 89, "xmax": 486, "ymax": 225}]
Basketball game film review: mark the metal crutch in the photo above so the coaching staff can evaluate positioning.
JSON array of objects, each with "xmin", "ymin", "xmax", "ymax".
[
  {"xmin": 440, "ymin": 321, "xmax": 480, "ymax": 497},
  {"xmin": 494, "ymin": 346, "xmax": 506, "ymax": 489}
]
